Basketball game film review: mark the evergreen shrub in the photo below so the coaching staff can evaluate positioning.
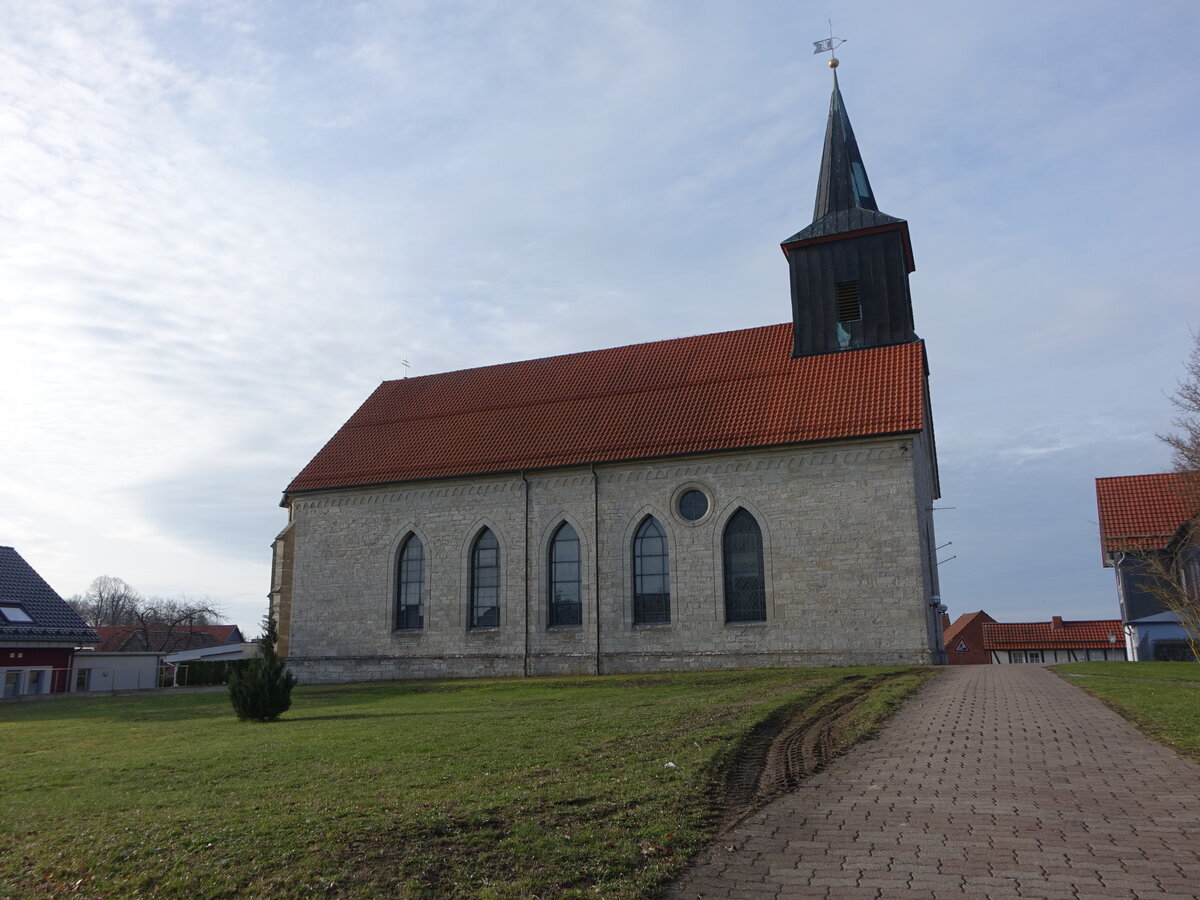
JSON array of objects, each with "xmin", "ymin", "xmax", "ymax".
[{"xmin": 228, "ymin": 615, "xmax": 298, "ymax": 722}]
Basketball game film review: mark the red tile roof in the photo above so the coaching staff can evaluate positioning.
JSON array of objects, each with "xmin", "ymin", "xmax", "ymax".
[
  {"xmin": 943, "ymin": 610, "xmax": 994, "ymax": 645},
  {"xmin": 983, "ymin": 619, "xmax": 1123, "ymax": 650},
  {"xmin": 94, "ymin": 625, "xmax": 242, "ymax": 652},
  {"xmin": 1095, "ymin": 473, "xmax": 1197, "ymax": 555},
  {"xmin": 287, "ymin": 325, "xmax": 927, "ymax": 493}
]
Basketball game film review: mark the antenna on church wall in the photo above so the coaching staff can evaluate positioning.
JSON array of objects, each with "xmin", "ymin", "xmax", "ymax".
[{"xmin": 812, "ymin": 21, "xmax": 846, "ymax": 68}]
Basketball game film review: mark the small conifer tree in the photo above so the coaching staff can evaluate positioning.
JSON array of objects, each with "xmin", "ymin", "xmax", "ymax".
[{"xmin": 229, "ymin": 613, "xmax": 298, "ymax": 722}]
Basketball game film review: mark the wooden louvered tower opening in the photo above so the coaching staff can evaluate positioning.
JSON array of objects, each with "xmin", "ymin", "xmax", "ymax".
[{"xmin": 835, "ymin": 280, "xmax": 861, "ymax": 323}]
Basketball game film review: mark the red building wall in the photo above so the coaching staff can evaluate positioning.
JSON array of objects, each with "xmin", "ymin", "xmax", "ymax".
[
  {"xmin": 944, "ymin": 611, "xmax": 995, "ymax": 665},
  {"xmin": 2, "ymin": 647, "xmax": 76, "ymax": 692}
]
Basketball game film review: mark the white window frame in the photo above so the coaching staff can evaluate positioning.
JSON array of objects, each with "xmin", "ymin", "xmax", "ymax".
[
  {"xmin": 24, "ymin": 667, "xmax": 51, "ymax": 694},
  {"xmin": 1, "ymin": 667, "xmax": 52, "ymax": 696}
]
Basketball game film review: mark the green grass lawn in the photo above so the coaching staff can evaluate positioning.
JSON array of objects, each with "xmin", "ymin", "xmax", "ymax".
[
  {"xmin": 1054, "ymin": 661, "xmax": 1200, "ymax": 764},
  {"xmin": 0, "ymin": 666, "xmax": 933, "ymax": 899}
]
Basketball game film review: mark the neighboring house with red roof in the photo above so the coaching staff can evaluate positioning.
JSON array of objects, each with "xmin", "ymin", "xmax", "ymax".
[
  {"xmin": 983, "ymin": 616, "xmax": 1126, "ymax": 664},
  {"xmin": 272, "ymin": 73, "xmax": 947, "ymax": 682},
  {"xmin": 943, "ymin": 611, "xmax": 995, "ymax": 665},
  {"xmin": 1095, "ymin": 473, "xmax": 1199, "ymax": 661},
  {"xmin": 70, "ymin": 630, "xmax": 254, "ymax": 694},
  {"xmin": 92, "ymin": 624, "xmax": 243, "ymax": 654},
  {"xmin": 1, "ymin": 546, "xmax": 98, "ymax": 697}
]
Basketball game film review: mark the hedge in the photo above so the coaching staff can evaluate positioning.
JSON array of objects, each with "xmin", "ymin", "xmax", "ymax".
[{"xmin": 177, "ymin": 659, "xmax": 252, "ymax": 686}]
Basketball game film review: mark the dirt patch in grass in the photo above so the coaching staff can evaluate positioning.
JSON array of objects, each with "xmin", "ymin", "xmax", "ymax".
[{"xmin": 715, "ymin": 670, "xmax": 938, "ymax": 824}]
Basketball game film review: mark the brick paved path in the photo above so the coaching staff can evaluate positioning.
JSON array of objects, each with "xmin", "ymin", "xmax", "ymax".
[{"xmin": 668, "ymin": 665, "xmax": 1200, "ymax": 899}]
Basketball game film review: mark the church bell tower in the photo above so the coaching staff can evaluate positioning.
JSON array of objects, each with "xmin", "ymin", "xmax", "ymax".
[{"xmin": 782, "ymin": 66, "xmax": 918, "ymax": 358}]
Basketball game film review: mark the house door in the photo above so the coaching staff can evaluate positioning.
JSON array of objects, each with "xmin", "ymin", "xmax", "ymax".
[{"xmin": 3, "ymin": 670, "xmax": 21, "ymax": 698}]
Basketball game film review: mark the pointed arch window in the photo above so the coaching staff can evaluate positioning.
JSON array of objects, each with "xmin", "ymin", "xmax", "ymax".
[
  {"xmin": 548, "ymin": 522, "xmax": 582, "ymax": 627},
  {"xmin": 723, "ymin": 509, "xmax": 765, "ymax": 623},
  {"xmin": 471, "ymin": 528, "xmax": 500, "ymax": 628},
  {"xmin": 395, "ymin": 534, "xmax": 424, "ymax": 630},
  {"xmin": 633, "ymin": 516, "xmax": 670, "ymax": 625}
]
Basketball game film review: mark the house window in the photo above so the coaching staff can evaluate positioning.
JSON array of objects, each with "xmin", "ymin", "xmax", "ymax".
[
  {"xmin": 27, "ymin": 669, "xmax": 45, "ymax": 694},
  {"xmin": 395, "ymin": 534, "xmax": 424, "ymax": 630},
  {"xmin": 633, "ymin": 516, "xmax": 670, "ymax": 625},
  {"xmin": 1010, "ymin": 651, "xmax": 1026, "ymax": 664},
  {"xmin": 549, "ymin": 523, "xmax": 582, "ymax": 627},
  {"xmin": 1027, "ymin": 651, "xmax": 1042, "ymax": 664},
  {"xmin": 74, "ymin": 668, "xmax": 90, "ymax": 692},
  {"xmin": 723, "ymin": 509, "xmax": 765, "ymax": 623},
  {"xmin": 1183, "ymin": 553, "xmax": 1200, "ymax": 597},
  {"xmin": 0, "ymin": 605, "xmax": 33, "ymax": 623},
  {"xmin": 471, "ymin": 529, "xmax": 500, "ymax": 628}
]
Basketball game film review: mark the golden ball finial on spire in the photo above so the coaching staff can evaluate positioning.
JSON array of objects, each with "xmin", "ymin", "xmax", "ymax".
[{"xmin": 828, "ymin": 57, "xmax": 839, "ymax": 69}]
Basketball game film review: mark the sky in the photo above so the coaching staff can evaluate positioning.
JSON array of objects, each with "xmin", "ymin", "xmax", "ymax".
[{"xmin": 2, "ymin": 0, "xmax": 1198, "ymax": 637}]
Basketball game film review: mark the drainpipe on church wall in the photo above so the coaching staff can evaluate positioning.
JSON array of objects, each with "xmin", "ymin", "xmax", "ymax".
[
  {"xmin": 522, "ymin": 472, "xmax": 530, "ymax": 677},
  {"xmin": 591, "ymin": 464, "xmax": 601, "ymax": 676}
]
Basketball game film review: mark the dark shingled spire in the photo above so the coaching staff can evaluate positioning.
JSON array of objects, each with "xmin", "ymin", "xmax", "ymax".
[
  {"xmin": 813, "ymin": 70, "xmax": 878, "ymax": 219},
  {"xmin": 782, "ymin": 71, "xmax": 906, "ymax": 246}
]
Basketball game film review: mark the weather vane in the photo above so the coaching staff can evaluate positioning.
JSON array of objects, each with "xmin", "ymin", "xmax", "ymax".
[{"xmin": 812, "ymin": 21, "xmax": 846, "ymax": 69}]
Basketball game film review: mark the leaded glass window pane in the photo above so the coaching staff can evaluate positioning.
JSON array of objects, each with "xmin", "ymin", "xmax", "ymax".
[
  {"xmin": 396, "ymin": 534, "xmax": 424, "ymax": 630},
  {"xmin": 549, "ymin": 523, "xmax": 582, "ymax": 627},
  {"xmin": 678, "ymin": 490, "xmax": 709, "ymax": 521},
  {"xmin": 471, "ymin": 529, "xmax": 500, "ymax": 628},
  {"xmin": 723, "ymin": 509, "xmax": 765, "ymax": 623},
  {"xmin": 634, "ymin": 516, "xmax": 670, "ymax": 625}
]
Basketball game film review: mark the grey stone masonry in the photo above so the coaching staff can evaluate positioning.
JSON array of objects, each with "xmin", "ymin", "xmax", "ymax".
[
  {"xmin": 279, "ymin": 434, "xmax": 942, "ymax": 682},
  {"xmin": 668, "ymin": 665, "xmax": 1200, "ymax": 899}
]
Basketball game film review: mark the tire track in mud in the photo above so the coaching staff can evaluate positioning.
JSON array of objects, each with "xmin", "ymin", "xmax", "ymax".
[{"xmin": 718, "ymin": 672, "xmax": 907, "ymax": 823}]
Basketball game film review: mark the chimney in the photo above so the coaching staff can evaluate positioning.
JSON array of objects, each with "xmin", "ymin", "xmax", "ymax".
[{"xmin": 1051, "ymin": 616, "xmax": 1064, "ymax": 630}]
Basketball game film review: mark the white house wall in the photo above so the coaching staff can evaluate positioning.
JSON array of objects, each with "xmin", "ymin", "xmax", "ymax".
[
  {"xmin": 71, "ymin": 652, "xmax": 164, "ymax": 691},
  {"xmin": 990, "ymin": 648, "xmax": 1127, "ymax": 664}
]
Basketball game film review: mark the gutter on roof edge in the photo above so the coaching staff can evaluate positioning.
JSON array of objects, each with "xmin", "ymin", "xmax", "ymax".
[{"xmin": 280, "ymin": 430, "xmax": 924, "ymax": 498}]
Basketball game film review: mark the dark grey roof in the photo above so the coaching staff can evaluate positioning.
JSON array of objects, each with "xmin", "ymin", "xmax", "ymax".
[
  {"xmin": 0, "ymin": 546, "xmax": 99, "ymax": 645},
  {"xmin": 784, "ymin": 71, "xmax": 904, "ymax": 244},
  {"xmin": 781, "ymin": 207, "xmax": 907, "ymax": 245}
]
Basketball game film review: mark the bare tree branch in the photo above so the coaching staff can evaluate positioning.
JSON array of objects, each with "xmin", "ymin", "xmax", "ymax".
[
  {"xmin": 71, "ymin": 576, "xmax": 142, "ymax": 627},
  {"xmin": 130, "ymin": 595, "xmax": 224, "ymax": 652},
  {"xmin": 69, "ymin": 578, "xmax": 224, "ymax": 651},
  {"xmin": 1151, "ymin": 331, "xmax": 1200, "ymax": 658},
  {"xmin": 1159, "ymin": 330, "xmax": 1200, "ymax": 474},
  {"xmin": 1127, "ymin": 524, "xmax": 1200, "ymax": 661}
]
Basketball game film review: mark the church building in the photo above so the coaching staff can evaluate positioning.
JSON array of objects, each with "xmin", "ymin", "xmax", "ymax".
[{"xmin": 271, "ymin": 70, "xmax": 946, "ymax": 682}]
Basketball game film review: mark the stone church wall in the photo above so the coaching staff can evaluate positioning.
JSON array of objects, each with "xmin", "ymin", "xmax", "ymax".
[{"xmin": 279, "ymin": 436, "xmax": 937, "ymax": 683}]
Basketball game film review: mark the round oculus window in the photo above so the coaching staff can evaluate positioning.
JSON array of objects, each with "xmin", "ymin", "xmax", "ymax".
[{"xmin": 677, "ymin": 489, "xmax": 709, "ymax": 521}]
